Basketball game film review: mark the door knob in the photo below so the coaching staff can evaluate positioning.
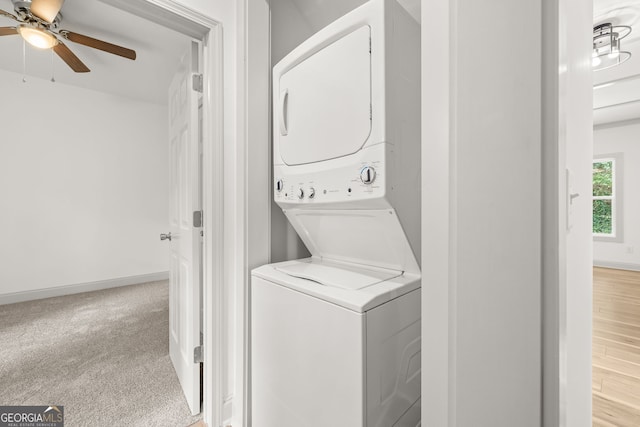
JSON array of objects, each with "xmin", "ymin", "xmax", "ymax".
[{"xmin": 160, "ymin": 232, "xmax": 172, "ymax": 241}]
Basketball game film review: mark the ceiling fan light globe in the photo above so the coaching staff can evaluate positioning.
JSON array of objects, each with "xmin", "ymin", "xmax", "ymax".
[
  {"xmin": 592, "ymin": 55, "xmax": 602, "ymax": 67},
  {"xmin": 17, "ymin": 25, "xmax": 58, "ymax": 49}
]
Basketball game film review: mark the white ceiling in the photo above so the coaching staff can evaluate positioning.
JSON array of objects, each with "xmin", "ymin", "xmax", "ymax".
[
  {"xmin": 594, "ymin": 0, "xmax": 640, "ymax": 125},
  {"xmin": 0, "ymin": 0, "xmax": 417, "ymax": 105},
  {"xmin": 0, "ymin": 0, "xmax": 192, "ymax": 105},
  {"xmin": 6, "ymin": 0, "xmax": 628, "ymax": 124}
]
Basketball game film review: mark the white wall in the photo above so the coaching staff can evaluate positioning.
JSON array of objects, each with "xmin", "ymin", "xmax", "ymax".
[
  {"xmin": 422, "ymin": 0, "xmax": 542, "ymax": 425},
  {"xmin": 270, "ymin": 0, "xmax": 314, "ymax": 64},
  {"xmin": 0, "ymin": 69, "xmax": 169, "ymax": 299},
  {"xmin": 594, "ymin": 122, "xmax": 640, "ymax": 270},
  {"xmin": 269, "ymin": 0, "xmax": 314, "ymax": 263},
  {"xmin": 454, "ymin": 1, "xmax": 542, "ymax": 424},
  {"xmin": 423, "ymin": 0, "xmax": 594, "ymax": 423}
]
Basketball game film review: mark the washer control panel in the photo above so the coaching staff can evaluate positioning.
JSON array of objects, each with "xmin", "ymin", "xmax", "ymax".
[
  {"xmin": 274, "ymin": 143, "xmax": 390, "ymax": 206},
  {"xmin": 274, "ymin": 162, "xmax": 386, "ymax": 205}
]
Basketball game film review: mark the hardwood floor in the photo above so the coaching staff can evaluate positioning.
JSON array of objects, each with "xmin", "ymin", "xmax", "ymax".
[{"xmin": 593, "ymin": 267, "xmax": 640, "ymax": 426}]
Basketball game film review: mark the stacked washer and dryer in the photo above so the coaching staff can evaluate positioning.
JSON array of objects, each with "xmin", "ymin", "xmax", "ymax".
[{"xmin": 251, "ymin": 0, "xmax": 421, "ymax": 425}]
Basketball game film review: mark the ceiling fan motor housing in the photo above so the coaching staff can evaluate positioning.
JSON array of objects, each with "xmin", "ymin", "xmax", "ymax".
[{"xmin": 11, "ymin": 0, "xmax": 61, "ymax": 28}]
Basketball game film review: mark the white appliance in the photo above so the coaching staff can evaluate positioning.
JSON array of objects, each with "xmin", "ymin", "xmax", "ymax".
[{"xmin": 252, "ymin": 0, "xmax": 421, "ymax": 425}]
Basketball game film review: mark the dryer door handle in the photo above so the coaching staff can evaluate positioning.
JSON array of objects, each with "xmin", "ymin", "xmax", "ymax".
[{"xmin": 279, "ymin": 89, "xmax": 289, "ymax": 136}]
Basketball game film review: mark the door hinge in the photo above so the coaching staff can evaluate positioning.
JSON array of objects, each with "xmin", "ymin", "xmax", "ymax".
[
  {"xmin": 193, "ymin": 210, "xmax": 203, "ymax": 227},
  {"xmin": 192, "ymin": 73, "xmax": 203, "ymax": 93},
  {"xmin": 194, "ymin": 345, "xmax": 203, "ymax": 363}
]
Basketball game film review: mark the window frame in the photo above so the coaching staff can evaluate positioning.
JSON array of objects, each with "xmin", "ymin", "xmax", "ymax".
[{"xmin": 593, "ymin": 152, "xmax": 624, "ymax": 242}]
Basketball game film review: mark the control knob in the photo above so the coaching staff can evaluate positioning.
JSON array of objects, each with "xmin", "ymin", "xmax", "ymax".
[
  {"xmin": 360, "ymin": 166, "xmax": 376, "ymax": 185},
  {"xmin": 296, "ymin": 188, "xmax": 304, "ymax": 199},
  {"xmin": 308, "ymin": 187, "xmax": 316, "ymax": 199},
  {"xmin": 276, "ymin": 179, "xmax": 284, "ymax": 192}
]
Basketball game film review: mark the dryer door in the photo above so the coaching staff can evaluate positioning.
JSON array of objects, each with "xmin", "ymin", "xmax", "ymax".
[{"xmin": 276, "ymin": 25, "xmax": 372, "ymax": 165}]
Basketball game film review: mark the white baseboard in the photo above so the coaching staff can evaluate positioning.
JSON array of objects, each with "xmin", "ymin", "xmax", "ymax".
[
  {"xmin": 593, "ymin": 260, "xmax": 640, "ymax": 272},
  {"xmin": 0, "ymin": 271, "xmax": 170, "ymax": 306}
]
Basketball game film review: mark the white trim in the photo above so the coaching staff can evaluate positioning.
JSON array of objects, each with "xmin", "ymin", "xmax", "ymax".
[
  {"xmin": 593, "ymin": 260, "xmax": 640, "ymax": 272},
  {"xmin": 235, "ymin": 2, "xmax": 249, "ymax": 425},
  {"xmin": 556, "ymin": 0, "xmax": 594, "ymax": 423},
  {"xmin": 237, "ymin": 1, "xmax": 273, "ymax": 426},
  {"xmin": 421, "ymin": 0, "xmax": 453, "ymax": 425},
  {"xmin": 541, "ymin": 0, "xmax": 563, "ymax": 425},
  {"xmin": 98, "ymin": 0, "xmax": 211, "ymax": 38},
  {"xmin": 593, "ymin": 72, "xmax": 640, "ymax": 90},
  {"xmin": 0, "ymin": 272, "xmax": 169, "ymax": 305},
  {"xmin": 594, "ymin": 117, "xmax": 640, "ymax": 130},
  {"xmin": 593, "ymin": 98, "xmax": 640, "ymax": 111},
  {"xmin": 202, "ymin": 18, "xmax": 225, "ymax": 427},
  {"xmin": 97, "ymin": 2, "xmax": 224, "ymax": 426}
]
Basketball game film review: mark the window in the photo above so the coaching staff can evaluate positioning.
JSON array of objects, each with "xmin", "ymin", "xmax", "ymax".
[{"xmin": 593, "ymin": 153, "xmax": 623, "ymax": 242}]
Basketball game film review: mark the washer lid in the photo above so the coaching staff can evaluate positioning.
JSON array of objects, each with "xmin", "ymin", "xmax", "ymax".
[
  {"xmin": 284, "ymin": 208, "xmax": 420, "ymax": 275},
  {"xmin": 252, "ymin": 259, "xmax": 421, "ymax": 312},
  {"xmin": 274, "ymin": 259, "xmax": 401, "ymax": 290}
]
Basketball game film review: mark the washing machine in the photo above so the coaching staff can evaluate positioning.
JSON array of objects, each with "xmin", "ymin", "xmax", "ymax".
[
  {"xmin": 251, "ymin": 0, "xmax": 421, "ymax": 425},
  {"xmin": 252, "ymin": 254, "xmax": 422, "ymax": 426}
]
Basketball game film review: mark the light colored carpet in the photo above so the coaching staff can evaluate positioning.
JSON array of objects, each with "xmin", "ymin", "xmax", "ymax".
[{"xmin": 0, "ymin": 281, "xmax": 202, "ymax": 427}]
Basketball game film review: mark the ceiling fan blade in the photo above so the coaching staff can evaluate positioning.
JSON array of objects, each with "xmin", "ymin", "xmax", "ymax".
[
  {"xmin": 0, "ymin": 26, "xmax": 17, "ymax": 36},
  {"xmin": 60, "ymin": 30, "xmax": 136, "ymax": 60},
  {"xmin": 53, "ymin": 41, "xmax": 90, "ymax": 73},
  {"xmin": 30, "ymin": 0, "xmax": 64, "ymax": 23},
  {"xmin": 0, "ymin": 8, "xmax": 18, "ymax": 21}
]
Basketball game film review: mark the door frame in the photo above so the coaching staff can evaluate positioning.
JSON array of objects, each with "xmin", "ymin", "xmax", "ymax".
[{"xmin": 99, "ymin": 1, "xmax": 224, "ymax": 425}]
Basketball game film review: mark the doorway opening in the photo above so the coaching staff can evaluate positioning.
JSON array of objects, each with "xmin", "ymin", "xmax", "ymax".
[{"xmin": 0, "ymin": 0, "xmax": 223, "ymax": 425}]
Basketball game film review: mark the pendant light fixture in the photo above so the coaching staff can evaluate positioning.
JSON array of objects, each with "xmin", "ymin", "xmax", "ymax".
[{"xmin": 593, "ymin": 23, "xmax": 632, "ymax": 72}]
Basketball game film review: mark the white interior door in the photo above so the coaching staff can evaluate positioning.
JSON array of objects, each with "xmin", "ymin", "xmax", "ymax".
[{"xmin": 168, "ymin": 41, "xmax": 202, "ymax": 416}]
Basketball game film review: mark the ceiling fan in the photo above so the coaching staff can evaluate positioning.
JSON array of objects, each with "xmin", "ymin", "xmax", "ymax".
[{"xmin": 0, "ymin": 0, "xmax": 136, "ymax": 73}]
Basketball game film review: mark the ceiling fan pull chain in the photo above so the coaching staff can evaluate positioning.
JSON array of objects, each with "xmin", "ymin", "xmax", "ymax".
[
  {"xmin": 22, "ymin": 38, "xmax": 26, "ymax": 83},
  {"xmin": 50, "ymin": 49, "xmax": 55, "ymax": 83}
]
